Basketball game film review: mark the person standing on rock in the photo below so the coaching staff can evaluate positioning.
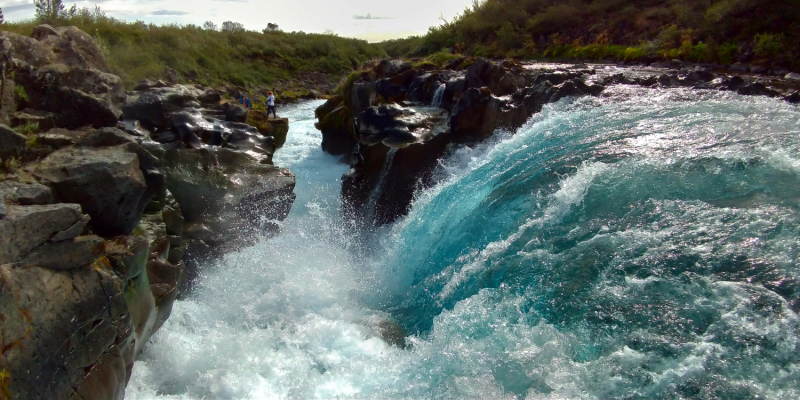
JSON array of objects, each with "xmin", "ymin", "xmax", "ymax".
[{"xmin": 267, "ymin": 91, "xmax": 277, "ymax": 118}]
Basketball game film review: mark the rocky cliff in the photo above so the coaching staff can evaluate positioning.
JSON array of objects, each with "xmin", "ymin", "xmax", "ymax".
[
  {"xmin": 315, "ymin": 58, "xmax": 800, "ymax": 227},
  {"xmin": 1, "ymin": 25, "xmax": 295, "ymax": 400}
]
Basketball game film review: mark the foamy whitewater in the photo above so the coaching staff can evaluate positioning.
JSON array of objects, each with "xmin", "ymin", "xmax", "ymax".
[{"xmin": 128, "ymin": 87, "xmax": 800, "ymax": 399}]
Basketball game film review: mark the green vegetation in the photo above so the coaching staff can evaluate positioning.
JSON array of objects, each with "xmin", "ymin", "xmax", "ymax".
[
  {"xmin": 385, "ymin": 0, "xmax": 800, "ymax": 69},
  {"xmin": 3, "ymin": 6, "xmax": 386, "ymax": 88},
  {"xmin": 21, "ymin": 124, "xmax": 42, "ymax": 140},
  {"xmin": 1, "ymin": 156, "xmax": 20, "ymax": 173},
  {"xmin": 14, "ymin": 85, "xmax": 28, "ymax": 102}
]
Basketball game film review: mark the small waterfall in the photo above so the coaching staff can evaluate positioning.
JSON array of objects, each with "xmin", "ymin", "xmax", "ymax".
[
  {"xmin": 431, "ymin": 84, "xmax": 445, "ymax": 108},
  {"xmin": 365, "ymin": 148, "xmax": 398, "ymax": 223}
]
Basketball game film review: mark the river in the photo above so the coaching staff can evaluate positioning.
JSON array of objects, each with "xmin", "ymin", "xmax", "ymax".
[{"xmin": 128, "ymin": 86, "xmax": 800, "ymax": 399}]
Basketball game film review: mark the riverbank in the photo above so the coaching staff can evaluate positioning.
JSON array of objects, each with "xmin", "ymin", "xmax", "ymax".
[{"xmin": 1, "ymin": 25, "xmax": 297, "ymax": 400}]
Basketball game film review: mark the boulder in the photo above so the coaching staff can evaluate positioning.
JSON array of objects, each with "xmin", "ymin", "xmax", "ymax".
[
  {"xmin": 157, "ymin": 148, "xmax": 229, "ymax": 222},
  {"xmin": 225, "ymin": 104, "xmax": 249, "ymax": 123},
  {"xmin": 450, "ymin": 87, "xmax": 504, "ymax": 142},
  {"xmin": 2, "ymin": 27, "xmax": 127, "ymax": 128},
  {"xmin": 17, "ymin": 63, "xmax": 125, "ymax": 128},
  {"xmin": 0, "ymin": 264, "xmax": 131, "ymax": 400},
  {"xmin": 686, "ymin": 69, "xmax": 716, "ymax": 83},
  {"xmin": 117, "ymin": 119, "xmax": 151, "ymax": 137},
  {"xmin": 32, "ymin": 146, "xmax": 157, "ymax": 236},
  {"xmin": 79, "ymin": 127, "xmax": 139, "ymax": 147},
  {"xmin": 0, "ymin": 123, "xmax": 26, "ymax": 158},
  {"xmin": 198, "ymin": 89, "xmax": 221, "ymax": 104},
  {"xmin": 357, "ymin": 104, "xmax": 421, "ymax": 149},
  {"xmin": 267, "ymin": 117, "xmax": 290, "ymax": 147},
  {"xmin": 318, "ymin": 105, "xmax": 357, "ymax": 156},
  {"xmin": 122, "ymin": 92, "xmax": 167, "ymax": 130},
  {"xmin": 0, "ymin": 203, "xmax": 86, "ymax": 263},
  {"xmin": 0, "ymin": 181, "xmax": 54, "ymax": 205},
  {"xmin": 315, "ymin": 95, "xmax": 343, "ymax": 119},
  {"xmin": 375, "ymin": 59, "xmax": 412, "ymax": 76},
  {"xmin": 736, "ymin": 82, "xmax": 780, "ymax": 97},
  {"xmin": 35, "ymin": 130, "xmax": 78, "ymax": 149},
  {"xmin": 18, "ymin": 235, "xmax": 103, "ymax": 270},
  {"xmin": 11, "ymin": 111, "xmax": 56, "ymax": 132},
  {"xmin": 122, "ymin": 85, "xmax": 204, "ymax": 131},
  {"xmin": 785, "ymin": 72, "xmax": 800, "ymax": 81}
]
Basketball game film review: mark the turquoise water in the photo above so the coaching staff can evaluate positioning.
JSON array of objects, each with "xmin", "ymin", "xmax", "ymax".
[{"xmin": 129, "ymin": 86, "xmax": 800, "ymax": 399}]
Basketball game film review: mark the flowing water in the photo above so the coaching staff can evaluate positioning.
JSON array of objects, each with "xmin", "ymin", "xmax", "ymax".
[
  {"xmin": 431, "ymin": 84, "xmax": 446, "ymax": 108},
  {"xmin": 129, "ymin": 87, "xmax": 800, "ymax": 399}
]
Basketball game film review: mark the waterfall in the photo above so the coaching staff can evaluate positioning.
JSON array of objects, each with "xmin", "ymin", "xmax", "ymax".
[
  {"xmin": 364, "ymin": 148, "xmax": 398, "ymax": 224},
  {"xmin": 431, "ymin": 84, "xmax": 445, "ymax": 108},
  {"xmin": 129, "ymin": 88, "xmax": 800, "ymax": 400}
]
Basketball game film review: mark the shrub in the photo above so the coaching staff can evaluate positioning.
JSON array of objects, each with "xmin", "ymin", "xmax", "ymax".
[
  {"xmin": 427, "ymin": 50, "xmax": 461, "ymax": 67},
  {"xmin": 753, "ymin": 33, "xmax": 786, "ymax": 59},
  {"xmin": 717, "ymin": 42, "xmax": 739, "ymax": 64}
]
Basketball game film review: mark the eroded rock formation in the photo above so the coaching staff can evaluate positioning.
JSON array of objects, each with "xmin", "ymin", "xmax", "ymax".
[
  {"xmin": 316, "ymin": 58, "xmax": 800, "ymax": 227},
  {"xmin": 0, "ymin": 25, "xmax": 295, "ymax": 400}
]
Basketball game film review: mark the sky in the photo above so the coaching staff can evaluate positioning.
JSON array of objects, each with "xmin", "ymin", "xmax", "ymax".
[{"xmin": 2, "ymin": 0, "xmax": 477, "ymax": 42}]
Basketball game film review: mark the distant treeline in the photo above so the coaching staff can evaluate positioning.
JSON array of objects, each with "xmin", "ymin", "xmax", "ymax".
[
  {"xmin": 383, "ymin": 0, "xmax": 800, "ymax": 69},
  {"xmin": 2, "ymin": 6, "xmax": 386, "ymax": 88}
]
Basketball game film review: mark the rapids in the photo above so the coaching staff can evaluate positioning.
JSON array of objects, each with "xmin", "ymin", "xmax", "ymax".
[{"xmin": 128, "ymin": 86, "xmax": 800, "ymax": 399}]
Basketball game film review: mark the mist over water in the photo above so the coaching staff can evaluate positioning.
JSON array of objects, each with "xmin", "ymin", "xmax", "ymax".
[{"xmin": 129, "ymin": 88, "xmax": 800, "ymax": 399}]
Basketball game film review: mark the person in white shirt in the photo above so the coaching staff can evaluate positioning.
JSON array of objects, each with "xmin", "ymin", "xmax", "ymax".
[{"xmin": 267, "ymin": 91, "xmax": 277, "ymax": 118}]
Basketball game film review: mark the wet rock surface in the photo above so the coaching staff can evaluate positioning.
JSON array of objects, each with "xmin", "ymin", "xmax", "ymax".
[
  {"xmin": 317, "ymin": 58, "xmax": 800, "ymax": 227},
  {"xmin": 0, "ymin": 25, "xmax": 296, "ymax": 400}
]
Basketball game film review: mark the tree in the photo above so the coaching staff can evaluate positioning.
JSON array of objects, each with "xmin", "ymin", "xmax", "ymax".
[
  {"xmin": 221, "ymin": 21, "xmax": 245, "ymax": 33},
  {"xmin": 266, "ymin": 22, "xmax": 279, "ymax": 31},
  {"xmin": 34, "ymin": 0, "xmax": 67, "ymax": 22},
  {"xmin": 203, "ymin": 20, "xmax": 217, "ymax": 31},
  {"xmin": 0, "ymin": 8, "xmax": 4, "ymax": 25}
]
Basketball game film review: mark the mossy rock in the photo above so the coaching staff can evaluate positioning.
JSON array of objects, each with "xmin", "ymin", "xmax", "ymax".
[{"xmin": 247, "ymin": 111, "xmax": 289, "ymax": 147}]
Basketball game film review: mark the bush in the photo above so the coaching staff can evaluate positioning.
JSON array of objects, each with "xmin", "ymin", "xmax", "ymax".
[
  {"xmin": 753, "ymin": 33, "xmax": 786, "ymax": 59},
  {"xmin": 717, "ymin": 42, "xmax": 739, "ymax": 64},
  {"xmin": 427, "ymin": 50, "xmax": 461, "ymax": 67},
  {"xmin": 381, "ymin": 0, "xmax": 799, "ymax": 68}
]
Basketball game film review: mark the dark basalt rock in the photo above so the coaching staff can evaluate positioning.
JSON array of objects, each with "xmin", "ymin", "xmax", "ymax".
[
  {"xmin": 32, "ymin": 146, "xmax": 159, "ymax": 236},
  {"xmin": 0, "ymin": 123, "xmax": 26, "ymax": 158},
  {"xmin": 0, "ymin": 24, "xmax": 299, "ymax": 400},
  {"xmin": 123, "ymin": 92, "xmax": 167, "ymax": 129},
  {"xmin": 225, "ymin": 103, "xmax": 249, "ymax": 123}
]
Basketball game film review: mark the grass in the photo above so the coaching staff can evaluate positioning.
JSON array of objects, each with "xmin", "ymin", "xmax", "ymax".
[
  {"xmin": 17, "ymin": 123, "xmax": 40, "ymax": 137},
  {"xmin": 2, "ymin": 8, "xmax": 387, "ymax": 89}
]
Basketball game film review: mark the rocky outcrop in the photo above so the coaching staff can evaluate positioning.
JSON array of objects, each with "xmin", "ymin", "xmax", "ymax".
[
  {"xmin": 1, "ymin": 26, "xmax": 125, "ymax": 129},
  {"xmin": 319, "ymin": 58, "xmax": 798, "ymax": 227},
  {"xmin": 0, "ymin": 25, "xmax": 296, "ymax": 400}
]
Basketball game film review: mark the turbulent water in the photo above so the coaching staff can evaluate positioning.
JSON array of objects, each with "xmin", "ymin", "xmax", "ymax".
[{"xmin": 129, "ymin": 87, "xmax": 800, "ymax": 400}]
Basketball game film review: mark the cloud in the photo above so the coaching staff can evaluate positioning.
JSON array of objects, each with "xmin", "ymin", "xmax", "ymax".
[
  {"xmin": 353, "ymin": 13, "xmax": 392, "ymax": 20},
  {"xmin": 2, "ymin": 2, "xmax": 35, "ymax": 15},
  {"xmin": 150, "ymin": 10, "xmax": 191, "ymax": 16}
]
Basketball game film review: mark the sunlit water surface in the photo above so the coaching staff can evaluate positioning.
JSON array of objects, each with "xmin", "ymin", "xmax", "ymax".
[{"xmin": 129, "ymin": 87, "xmax": 800, "ymax": 400}]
